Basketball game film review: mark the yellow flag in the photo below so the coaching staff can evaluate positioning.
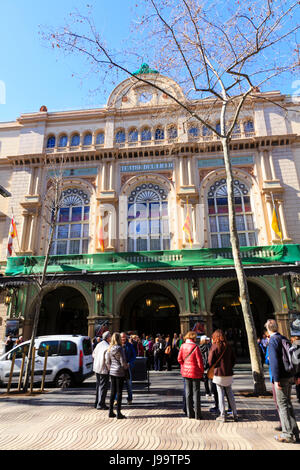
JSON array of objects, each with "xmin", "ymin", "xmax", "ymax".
[{"xmin": 271, "ymin": 207, "xmax": 282, "ymax": 240}]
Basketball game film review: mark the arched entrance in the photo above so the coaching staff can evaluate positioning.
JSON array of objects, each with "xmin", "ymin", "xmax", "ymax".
[
  {"xmin": 37, "ymin": 286, "xmax": 89, "ymax": 336},
  {"xmin": 120, "ymin": 283, "xmax": 180, "ymax": 336},
  {"xmin": 211, "ymin": 280, "xmax": 275, "ymax": 357}
]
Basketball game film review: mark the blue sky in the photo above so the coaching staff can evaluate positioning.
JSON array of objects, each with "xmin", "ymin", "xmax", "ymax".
[
  {"xmin": 0, "ymin": 0, "xmax": 136, "ymax": 122},
  {"xmin": 0, "ymin": 1, "xmax": 298, "ymax": 123}
]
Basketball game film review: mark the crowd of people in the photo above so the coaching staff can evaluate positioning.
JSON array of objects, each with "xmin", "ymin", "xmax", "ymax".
[{"xmin": 92, "ymin": 321, "xmax": 300, "ymax": 444}]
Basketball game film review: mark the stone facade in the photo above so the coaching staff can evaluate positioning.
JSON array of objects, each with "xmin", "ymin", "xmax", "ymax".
[{"xmin": 0, "ymin": 73, "xmax": 299, "ymax": 344}]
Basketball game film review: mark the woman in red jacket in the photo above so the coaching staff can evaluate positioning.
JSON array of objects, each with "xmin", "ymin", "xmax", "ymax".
[{"xmin": 178, "ymin": 331, "xmax": 204, "ymax": 420}]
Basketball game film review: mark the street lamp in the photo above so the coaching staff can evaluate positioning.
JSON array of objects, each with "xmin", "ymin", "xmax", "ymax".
[
  {"xmin": 191, "ymin": 279, "xmax": 199, "ymax": 313},
  {"xmin": 146, "ymin": 298, "xmax": 152, "ymax": 307},
  {"xmin": 291, "ymin": 274, "xmax": 300, "ymax": 304},
  {"xmin": 4, "ymin": 291, "xmax": 12, "ymax": 306},
  {"xmin": 92, "ymin": 283, "xmax": 105, "ymax": 314}
]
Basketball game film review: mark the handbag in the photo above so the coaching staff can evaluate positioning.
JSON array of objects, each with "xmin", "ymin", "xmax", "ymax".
[
  {"xmin": 207, "ymin": 346, "xmax": 227, "ymax": 380},
  {"xmin": 165, "ymin": 345, "xmax": 171, "ymax": 355}
]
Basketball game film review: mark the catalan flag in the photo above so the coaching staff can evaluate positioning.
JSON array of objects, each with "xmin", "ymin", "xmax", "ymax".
[
  {"xmin": 98, "ymin": 214, "xmax": 104, "ymax": 252},
  {"xmin": 7, "ymin": 215, "xmax": 18, "ymax": 257},
  {"xmin": 183, "ymin": 200, "xmax": 193, "ymax": 248}
]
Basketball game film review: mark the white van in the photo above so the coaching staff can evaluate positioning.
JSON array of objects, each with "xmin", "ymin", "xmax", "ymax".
[{"xmin": 0, "ymin": 335, "xmax": 94, "ymax": 388}]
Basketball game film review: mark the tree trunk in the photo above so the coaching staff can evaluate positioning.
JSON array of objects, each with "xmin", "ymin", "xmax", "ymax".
[{"xmin": 221, "ymin": 135, "xmax": 266, "ymax": 394}]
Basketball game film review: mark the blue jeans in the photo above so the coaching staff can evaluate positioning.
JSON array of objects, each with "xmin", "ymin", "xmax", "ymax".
[{"xmin": 216, "ymin": 384, "xmax": 237, "ymax": 418}]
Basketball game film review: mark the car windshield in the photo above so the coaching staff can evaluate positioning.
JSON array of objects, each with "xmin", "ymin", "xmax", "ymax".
[{"xmin": 1, "ymin": 343, "xmax": 30, "ymax": 360}]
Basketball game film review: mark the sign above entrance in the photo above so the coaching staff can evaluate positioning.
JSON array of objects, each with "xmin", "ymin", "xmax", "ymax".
[
  {"xmin": 120, "ymin": 162, "xmax": 174, "ymax": 173},
  {"xmin": 198, "ymin": 156, "xmax": 254, "ymax": 168}
]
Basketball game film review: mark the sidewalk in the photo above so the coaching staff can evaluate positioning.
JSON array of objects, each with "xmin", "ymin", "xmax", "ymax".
[{"xmin": 0, "ymin": 364, "xmax": 299, "ymax": 450}]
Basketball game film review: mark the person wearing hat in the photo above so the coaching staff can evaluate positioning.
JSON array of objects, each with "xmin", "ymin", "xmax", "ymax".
[
  {"xmin": 93, "ymin": 331, "xmax": 111, "ymax": 410},
  {"xmin": 290, "ymin": 318, "xmax": 300, "ymax": 404}
]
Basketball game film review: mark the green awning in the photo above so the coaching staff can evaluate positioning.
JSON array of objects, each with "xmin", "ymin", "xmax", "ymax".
[{"xmin": 5, "ymin": 245, "xmax": 300, "ymax": 276}]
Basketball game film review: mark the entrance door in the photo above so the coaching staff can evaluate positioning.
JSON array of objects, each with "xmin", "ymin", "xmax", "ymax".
[
  {"xmin": 211, "ymin": 280, "xmax": 274, "ymax": 358},
  {"xmin": 38, "ymin": 286, "xmax": 89, "ymax": 336},
  {"xmin": 120, "ymin": 283, "xmax": 180, "ymax": 337}
]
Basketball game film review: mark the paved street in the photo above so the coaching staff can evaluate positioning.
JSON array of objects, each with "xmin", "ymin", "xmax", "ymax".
[{"xmin": 0, "ymin": 363, "xmax": 299, "ymax": 451}]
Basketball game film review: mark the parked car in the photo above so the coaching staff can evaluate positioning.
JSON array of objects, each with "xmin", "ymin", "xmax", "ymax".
[{"xmin": 0, "ymin": 335, "xmax": 94, "ymax": 388}]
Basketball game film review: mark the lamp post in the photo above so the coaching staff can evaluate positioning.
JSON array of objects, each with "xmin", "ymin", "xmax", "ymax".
[
  {"xmin": 191, "ymin": 279, "xmax": 199, "ymax": 313},
  {"xmin": 92, "ymin": 283, "xmax": 105, "ymax": 315}
]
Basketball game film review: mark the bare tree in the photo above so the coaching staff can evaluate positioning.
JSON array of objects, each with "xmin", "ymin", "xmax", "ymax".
[
  {"xmin": 23, "ymin": 156, "xmax": 66, "ymax": 392},
  {"xmin": 42, "ymin": 0, "xmax": 299, "ymax": 394}
]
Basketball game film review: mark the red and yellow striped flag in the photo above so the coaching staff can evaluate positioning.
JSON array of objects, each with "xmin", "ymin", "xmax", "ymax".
[
  {"xmin": 183, "ymin": 200, "xmax": 193, "ymax": 248},
  {"xmin": 7, "ymin": 216, "xmax": 17, "ymax": 257},
  {"xmin": 98, "ymin": 215, "xmax": 104, "ymax": 252}
]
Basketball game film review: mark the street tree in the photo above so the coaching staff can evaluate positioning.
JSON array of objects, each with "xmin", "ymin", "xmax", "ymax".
[
  {"xmin": 43, "ymin": 0, "xmax": 300, "ymax": 394},
  {"xmin": 23, "ymin": 156, "xmax": 66, "ymax": 392}
]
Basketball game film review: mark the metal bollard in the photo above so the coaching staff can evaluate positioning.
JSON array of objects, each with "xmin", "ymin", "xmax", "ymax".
[
  {"xmin": 7, "ymin": 352, "xmax": 16, "ymax": 393},
  {"xmin": 40, "ymin": 345, "xmax": 49, "ymax": 393},
  {"xmin": 17, "ymin": 346, "xmax": 28, "ymax": 392},
  {"xmin": 30, "ymin": 347, "xmax": 36, "ymax": 394}
]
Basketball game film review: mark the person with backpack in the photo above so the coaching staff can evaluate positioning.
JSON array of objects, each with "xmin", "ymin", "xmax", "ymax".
[
  {"xmin": 265, "ymin": 319, "xmax": 300, "ymax": 444},
  {"xmin": 290, "ymin": 319, "xmax": 300, "ymax": 404}
]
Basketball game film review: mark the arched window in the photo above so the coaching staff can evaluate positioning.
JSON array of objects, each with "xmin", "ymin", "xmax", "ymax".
[
  {"xmin": 155, "ymin": 128, "xmax": 164, "ymax": 140},
  {"xmin": 167, "ymin": 126, "xmax": 177, "ymax": 140},
  {"xmin": 127, "ymin": 183, "xmax": 170, "ymax": 252},
  {"xmin": 244, "ymin": 120, "xmax": 255, "ymax": 135},
  {"xmin": 232, "ymin": 123, "xmax": 241, "ymax": 136},
  {"xmin": 46, "ymin": 136, "xmax": 56, "ymax": 148},
  {"xmin": 115, "ymin": 130, "xmax": 126, "ymax": 144},
  {"xmin": 51, "ymin": 188, "xmax": 90, "ymax": 255},
  {"xmin": 58, "ymin": 135, "xmax": 68, "ymax": 148},
  {"xmin": 83, "ymin": 133, "xmax": 92, "ymax": 146},
  {"xmin": 141, "ymin": 127, "xmax": 151, "ymax": 142},
  {"xmin": 215, "ymin": 123, "xmax": 221, "ymax": 135},
  {"xmin": 207, "ymin": 179, "xmax": 257, "ymax": 248},
  {"xmin": 71, "ymin": 134, "xmax": 80, "ymax": 147},
  {"xmin": 188, "ymin": 126, "xmax": 199, "ymax": 139},
  {"xmin": 202, "ymin": 126, "xmax": 212, "ymax": 137},
  {"xmin": 128, "ymin": 128, "xmax": 138, "ymax": 143},
  {"xmin": 96, "ymin": 132, "xmax": 104, "ymax": 145}
]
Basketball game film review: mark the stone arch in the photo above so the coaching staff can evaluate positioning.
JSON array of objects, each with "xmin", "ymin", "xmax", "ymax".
[
  {"xmin": 206, "ymin": 277, "xmax": 278, "ymax": 314},
  {"xmin": 23, "ymin": 281, "xmax": 93, "ymax": 339},
  {"xmin": 115, "ymin": 280, "xmax": 184, "ymax": 315},
  {"xmin": 208, "ymin": 277, "xmax": 276, "ymax": 356},
  {"xmin": 117, "ymin": 280, "xmax": 182, "ymax": 336}
]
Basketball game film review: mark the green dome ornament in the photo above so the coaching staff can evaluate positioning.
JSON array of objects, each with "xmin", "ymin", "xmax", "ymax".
[{"xmin": 133, "ymin": 63, "xmax": 159, "ymax": 75}]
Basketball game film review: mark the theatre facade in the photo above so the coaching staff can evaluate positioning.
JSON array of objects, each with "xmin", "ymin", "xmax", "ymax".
[{"xmin": 0, "ymin": 69, "xmax": 300, "ymax": 352}]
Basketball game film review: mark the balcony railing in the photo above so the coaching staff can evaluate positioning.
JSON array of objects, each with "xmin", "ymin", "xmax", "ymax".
[{"xmin": 5, "ymin": 244, "xmax": 300, "ymax": 276}]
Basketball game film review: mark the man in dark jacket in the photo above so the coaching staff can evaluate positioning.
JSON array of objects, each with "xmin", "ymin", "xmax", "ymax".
[
  {"xmin": 121, "ymin": 332, "xmax": 136, "ymax": 404},
  {"xmin": 265, "ymin": 319, "xmax": 300, "ymax": 444}
]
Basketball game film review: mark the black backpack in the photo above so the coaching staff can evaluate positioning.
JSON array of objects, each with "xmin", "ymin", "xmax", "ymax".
[{"xmin": 281, "ymin": 337, "xmax": 300, "ymax": 375}]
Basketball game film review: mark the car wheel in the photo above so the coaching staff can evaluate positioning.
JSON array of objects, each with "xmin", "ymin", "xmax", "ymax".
[{"xmin": 55, "ymin": 371, "xmax": 73, "ymax": 388}]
